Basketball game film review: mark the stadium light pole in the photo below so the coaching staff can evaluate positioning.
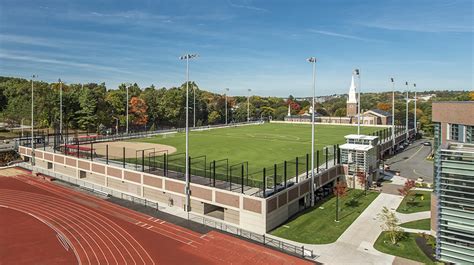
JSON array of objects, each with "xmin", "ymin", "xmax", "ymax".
[
  {"xmin": 31, "ymin": 75, "xmax": 36, "ymax": 167},
  {"xmin": 405, "ymin": 82, "xmax": 409, "ymax": 142},
  {"xmin": 59, "ymin": 78, "xmax": 63, "ymax": 143},
  {"xmin": 413, "ymin": 83, "xmax": 417, "ymax": 135},
  {"xmin": 180, "ymin": 53, "xmax": 198, "ymax": 213},
  {"xmin": 126, "ymin": 84, "xmax": 129, "ymax": 134},
  {"xmin": 247, "ymin": 89, "xmax": 251, "ymax": 122},
  {"xmin": 193, "ymin": 84, "xmax": 196, "ymax": 128},
  {"xmin": 307, "ymin": 56, "xmax": 317, "ymax": 207},
  {"xmin": 225, "ymin": 88, "xmax": 229, "ymax": 125},
  {"xmin": 391, "ymin": 78, "xmax": 395, "ymax": 151},
  {"xmin": 354, "ymin": 69, "xmax": 361, "ymax": 135}
]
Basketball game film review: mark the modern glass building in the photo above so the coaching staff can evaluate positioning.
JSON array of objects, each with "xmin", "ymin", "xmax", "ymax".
[{"xmin": 432, "ymin": 102, "xmax": 474, "ymax": 264}]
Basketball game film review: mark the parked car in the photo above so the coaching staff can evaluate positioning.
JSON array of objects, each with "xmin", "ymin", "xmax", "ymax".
[{"xmin": 423, "ymin": 142, "xmax": 432, "ymax": 146}]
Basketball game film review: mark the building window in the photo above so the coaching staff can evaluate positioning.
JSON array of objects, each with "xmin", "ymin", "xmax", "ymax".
[
  {"xmin": 450, "ymin": 124, "xmax": 459, "ymax": 141},
  {"xmin": 47, "ymin": 162, "xmax": 53, "ymax": 169},
  {"xmin": 466, "ymin": 126, "xmax": 473, "ymax": 143}
]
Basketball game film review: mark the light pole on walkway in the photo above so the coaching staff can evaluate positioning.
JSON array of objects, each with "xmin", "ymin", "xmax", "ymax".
[
  {"xmin": 180, "ymin": 53, "xmax": 198, "ymax": 213},
  {"xmin": 307, "ymin": 56, "xmax": 317, "ymax": 207}
]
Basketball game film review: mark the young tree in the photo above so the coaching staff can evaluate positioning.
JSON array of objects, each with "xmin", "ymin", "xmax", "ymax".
[
  {"xmin": 356, "ymin": 171, "xmax": 368, "ymax": 195},
  {"xmin": 398, "ymin": 179, "xmax": 416, "ymax": 211},
  {"xmin": 333, "ymin": 181, "xmax": 348, "ymax": 222},
  {"xmin": 378, "ymin": 206, "xmax": 404, "ymax": 245}
]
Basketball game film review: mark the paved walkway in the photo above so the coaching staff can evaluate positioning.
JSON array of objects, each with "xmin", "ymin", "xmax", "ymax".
[{"xmin": 267, "ymin": 192, "xmax": 432, "ymax": 265}]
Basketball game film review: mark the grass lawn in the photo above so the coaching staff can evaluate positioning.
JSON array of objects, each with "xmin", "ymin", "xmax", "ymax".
[
  {"xmin": 374, "ymin": 232, "xmax": 436, "ymax": 264},
  {"xmin": 400, "ymin": 218, "xmax": 431, "ymax": 230},
  {"xmin": 133, "ymin": 123, "xmax": 380, "ymax": 180},
  {"xmin": 396, "ymin": 190, "xmax": 431, "ymax": 214},
  {"xmin": 270, "ymin": 189, "xmax": 379, "ymax": 244}
]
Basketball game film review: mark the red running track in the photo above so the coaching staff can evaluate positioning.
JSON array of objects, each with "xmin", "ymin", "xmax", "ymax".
[{"xmin": 0, "ymin": 169, "xmax": 313, "ymax": 265}]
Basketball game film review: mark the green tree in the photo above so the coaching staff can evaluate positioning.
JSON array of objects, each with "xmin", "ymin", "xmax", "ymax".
[
  {"xmin": 75, "ymin": 87, "xmax": 98, "ymax": 132},
  {"xmin": 208, "ymin": 111, "xmax": 221, "ymax": 125}
]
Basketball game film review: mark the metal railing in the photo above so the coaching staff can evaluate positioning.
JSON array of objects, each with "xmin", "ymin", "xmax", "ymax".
[{"xmin": 188, "ymin": 213, "xmax": 316, "ymax": 260}]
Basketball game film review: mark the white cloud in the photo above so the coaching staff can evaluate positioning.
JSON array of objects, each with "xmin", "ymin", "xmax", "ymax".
[
  {"xmin": 0, "ymin": 52, "xmax": 132, "ymax": 74},
  {"xmin": 228, "ymin": 0, "xmax": 268, "ymax": 12},
  {"xmin": 307, "ymin": 29, "xmax": 382, "ymax": 42}
]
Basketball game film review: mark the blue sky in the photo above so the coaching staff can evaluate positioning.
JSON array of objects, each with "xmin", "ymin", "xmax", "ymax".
[{"xmin": 0, "ymin": 0, "xmax": 472, "ymax": 96}]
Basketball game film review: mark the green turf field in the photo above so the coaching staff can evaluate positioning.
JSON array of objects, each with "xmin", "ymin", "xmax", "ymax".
[{"xmin": 132, "ymin": 123, "xmax": 380, "ymax": 177}]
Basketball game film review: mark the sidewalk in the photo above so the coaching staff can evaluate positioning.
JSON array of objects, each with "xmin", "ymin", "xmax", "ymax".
[{"xmin": 267, "ymin": 192, "xmax": 432, "ymax": 264}]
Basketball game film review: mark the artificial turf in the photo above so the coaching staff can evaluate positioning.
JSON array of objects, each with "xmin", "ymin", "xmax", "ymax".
[
  {"xmin": 132, "ymin": 123, "xmax": 380, "ymax": 177},
  {"xmin": 270, "ymin": 189, "xmax": 379, "ymax": 244}
]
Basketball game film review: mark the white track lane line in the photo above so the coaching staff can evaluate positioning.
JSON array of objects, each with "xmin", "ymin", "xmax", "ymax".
[
  {"xmin": 0, "ymin": 192, "xmax": 140, "ymax": 265},
  {"xmin": 0, "ymin": 205, "xmax": 82, "ymax": 265},
  {"xmin": 0, "ymin": 196, "xmax": 109, "ymax": 264},
  {"xmin": 0, "ymin": 200, "xmax": 93, "ymax": 265},
  {"xmin": 17, "ymin": 175, "xmax": 204, "ymax": 247},
  {"xmin": 0, "ymin": 190, "xmax": 148, "ymax": 265},
  {"xmin": 12, "ymin": 178, "xmax": 156, "ymax": 265}
]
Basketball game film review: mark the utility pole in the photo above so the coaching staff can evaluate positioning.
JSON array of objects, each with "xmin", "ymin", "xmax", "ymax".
[
  {"xmin": 31, "ymin": 75, "xmax": 36, "ymax": 167},
  {"xmin": 307, "ymin": 57, "xmax": 317, "ymax": 207},
  {"xmin": 247, "ymin": 89, "xmax": 251, "ymax": 122},
  {"xmin": 225, "ymin": 88, "xmax": 229, "ymax": 124},
  {"xmin": 405, "ymin": 82, "xmax": 409, "ymax": 142},
  {"xmin": 180, "ymin": 53, "xmax": 198, "ymax": 214}
]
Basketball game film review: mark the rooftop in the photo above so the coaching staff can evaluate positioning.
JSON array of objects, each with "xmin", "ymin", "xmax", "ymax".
[
  {"xmin": 339, "ymin": 143, "xmax": 373, "ymax": 151},
  {"xmin": 344, "ymin": 134, "xmax": 379, "ymax": 141},
  {"xmin": 443, "ymin": 142, "xmax": 474, "ymax": 154}
]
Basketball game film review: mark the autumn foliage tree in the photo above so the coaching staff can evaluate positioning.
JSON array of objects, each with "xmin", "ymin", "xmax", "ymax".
[
  {"xmin": 129, "ymin": 97, "xmax": 148, "ymax": 128},
  {"xmin": 333, "ymin": 181, "xmax": 348, "ymax": 222},
  {"xmin": 356, "ymin": 171, "xmax": 368, "ymax": 195},
  {"xmin": 286, "ymin": 99, "xmax": 301, "ymax": 114},
  {"xmin": 398, "ymin": 179, "xmax": 416, "ymax": 211},
  {"xmin": 377, "ymin": 102, "xmax": 391, "ymax": 111}
]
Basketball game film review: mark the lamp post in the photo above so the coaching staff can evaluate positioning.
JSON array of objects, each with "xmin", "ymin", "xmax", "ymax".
[
  {"xmin": 307, "ymin": 56, "xmax": 317, "ymax": 207},
  {"xmin": 180, "ymin": 53, "xmax": 198, "ymax": 213},
  {"xmin": 21, "ymin": 118, "xmax": 24, "ymax": 138},
  {"xmin": 31, "ymin": 75, "xmax": 36, "ymax": 167},
  {"xmin": 113, "ymin": 117, "xmax": 119, "ymax": 135},
  {"xmin": 59, "ymin": 78, "xmax": 63, "ymax": 143},
  {"xmin": 247, "ymin": 89, "xmax": 251, "ymax": 122},
  {"xmin": 405, "ymin": 82, "xmax": 409, "ymax": 142},
  {"xmin": 391, "ymin": 78, "xmax": 395, "ymax": 151},
  {"xmin": 225, "ymin": 88, "xmax": 229, "ymax": 125},
  {"xmin": 413, "ymin": 83, "xmax": 417, "ymax": 135},
  {"xmin": 354, "ymin": 69, "xmax": 361, "ymax": 135}
]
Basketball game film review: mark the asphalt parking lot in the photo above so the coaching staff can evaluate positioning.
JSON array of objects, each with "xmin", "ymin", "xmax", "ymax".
[{"xmin": 384, "ymin": 138, "xmax": 434, "ymax": 183}]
